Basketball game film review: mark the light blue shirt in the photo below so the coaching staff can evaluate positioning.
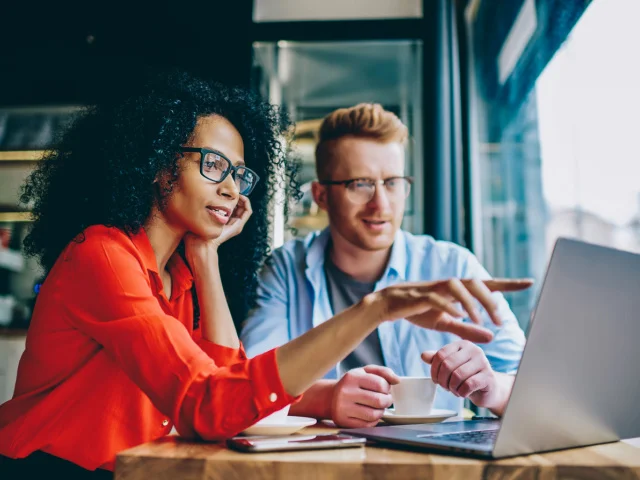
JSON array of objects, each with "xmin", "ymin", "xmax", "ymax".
[{"xmin": 241, "ymin": 229, "xmax": 526, "ymax": 414}]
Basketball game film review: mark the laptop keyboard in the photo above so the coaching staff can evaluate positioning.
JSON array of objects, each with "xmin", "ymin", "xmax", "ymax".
[{"xmin": 425, "ymin": 429, "xmax": 498, "ymax": 445}]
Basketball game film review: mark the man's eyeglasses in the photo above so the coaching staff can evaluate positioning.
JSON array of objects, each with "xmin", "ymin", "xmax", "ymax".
[
  {"xmin": 179, "ymin": 147, "xmax": 260, "ymax": 196},
  {"xmin": 319, "ymin": 177, "xmax": 413, "ymax": 205}
]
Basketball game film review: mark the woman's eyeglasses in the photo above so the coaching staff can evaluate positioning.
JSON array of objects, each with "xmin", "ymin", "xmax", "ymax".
[
  {"xmin": 179, "ymin": 147, "xmax": 260, "ymax": 196},
  {"xmin": 319, "ymin": 177, "xmax": 412, "ymax": 205}
]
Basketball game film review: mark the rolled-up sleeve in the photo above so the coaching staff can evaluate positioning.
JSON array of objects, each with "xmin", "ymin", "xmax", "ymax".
[
  {"xmin": 193, "ymin": 328, "xmax": 248, "ymax": 366},
  {"xmin": 62, "ymin": 237, "xmax": 298, "ymax": 440}
]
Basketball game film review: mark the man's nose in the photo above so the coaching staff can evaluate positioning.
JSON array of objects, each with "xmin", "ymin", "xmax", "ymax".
[{"xmin": 366, "ymin": 182, "xmax": 391, "ymax": 210}]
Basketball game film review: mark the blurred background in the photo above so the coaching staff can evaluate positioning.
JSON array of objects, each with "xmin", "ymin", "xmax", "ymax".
[{"xmin": 1, "ymin": 0, "xmax": 638, "ymax": 342}]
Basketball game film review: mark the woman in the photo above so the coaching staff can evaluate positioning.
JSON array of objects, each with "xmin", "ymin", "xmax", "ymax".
[{"xmin": 0, "ymin": 72, "xmax": 530, "ymax": 478}]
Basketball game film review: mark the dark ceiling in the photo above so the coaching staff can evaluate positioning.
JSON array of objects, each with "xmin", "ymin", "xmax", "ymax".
[{"xmin": 0, "ymin": 1, "xmax": 253, "ymax": 106}]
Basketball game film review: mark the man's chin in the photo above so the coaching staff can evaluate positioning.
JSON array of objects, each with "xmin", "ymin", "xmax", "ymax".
[{"xmin": 356, "ymin": 233, "xmax": 395, "ymax": 251}]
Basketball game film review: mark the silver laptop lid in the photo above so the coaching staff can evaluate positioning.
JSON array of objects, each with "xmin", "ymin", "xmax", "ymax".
[{"xmin": 493, "ymin": 238, "xmax": 640, "ymax": 457}]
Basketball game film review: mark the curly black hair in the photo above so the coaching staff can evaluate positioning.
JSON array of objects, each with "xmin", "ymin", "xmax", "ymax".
[{"xmin": 21, "ymin": 70, "xmax": 301, "ymax": 330}]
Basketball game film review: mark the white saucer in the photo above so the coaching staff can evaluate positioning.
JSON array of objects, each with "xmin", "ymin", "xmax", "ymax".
[
  {"xmin": 241, "ymin": 416, "xmax": 317, "ymax": 436},
  {"xmin": 381, "ymin": 408, "xmax": 457, "ymax": 425}
]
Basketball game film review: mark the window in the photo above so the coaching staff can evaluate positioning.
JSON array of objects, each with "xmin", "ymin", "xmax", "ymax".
[{"xmin": 466, "ymin": 0, "xmax": 639, "ymax": 329}]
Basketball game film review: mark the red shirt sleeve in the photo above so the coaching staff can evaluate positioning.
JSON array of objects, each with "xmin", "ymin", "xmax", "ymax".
[
  {"xmin": 192, "ymin": 327, "xmax": 248, "ymax": 365},
  {"xmin": 61, "ymin": 234, "xmax": 298, "ymax": 440}
]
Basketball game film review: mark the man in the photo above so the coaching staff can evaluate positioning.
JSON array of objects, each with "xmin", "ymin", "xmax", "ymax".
[{"xmin": 241, "ymin": 103, "xmax": 526, "ymax": 428}]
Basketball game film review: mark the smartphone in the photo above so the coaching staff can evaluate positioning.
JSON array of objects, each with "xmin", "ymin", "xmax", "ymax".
[{"xmin": 227, "ymin": 433, "xmax": 367, "ymax": 453}]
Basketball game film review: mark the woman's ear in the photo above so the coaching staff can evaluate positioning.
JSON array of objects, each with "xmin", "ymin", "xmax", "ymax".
[
  {"xmin": 153, "ymin": 173, "xmax": 164, "ymax": 186},
  {"xmin": 154, "ymin": 170, "xmax": 173, "ymax": 196}
]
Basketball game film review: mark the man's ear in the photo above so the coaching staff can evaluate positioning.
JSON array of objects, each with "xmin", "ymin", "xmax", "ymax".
[{"xmin": 311, "ymin": 181, "xmax": 329, "ymax": 212}]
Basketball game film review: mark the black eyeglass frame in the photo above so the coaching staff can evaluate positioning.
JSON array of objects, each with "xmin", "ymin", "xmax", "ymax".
[{"xmin": 179, "ymin": 147, "xmax": 260, "ymax": 195}]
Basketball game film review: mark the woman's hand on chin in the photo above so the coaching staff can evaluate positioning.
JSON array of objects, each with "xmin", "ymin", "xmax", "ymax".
[
  {"xmin": 210, "ymin": 195, "xmax": 253, "ymax": 248},
  {"xmin": 185, "ymin": 196, "xmax": 253, "ymax": 269}
]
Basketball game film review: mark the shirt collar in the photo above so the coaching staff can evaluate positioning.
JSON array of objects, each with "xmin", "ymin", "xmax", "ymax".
[
  {"xmin": 129, "ymin": 228, "xmax": 160, "ymax": 274},
  {"xmin": 129, "ymin": 228, "xmax": 194, "ymax": 296},
  {"xmin": 167, "ymin": 254, "xmax": 194, "ymax": 296},
  {"xmin": 305, "ymin": 227, "xmax": 408, "ymax": 283},
  {"xmin": 305, "ymin": 229, "xmax": 331, "ymax": 274},
  {"xmin": 384, "ymin": 229, "xmax": 407, "ymax": 281}
]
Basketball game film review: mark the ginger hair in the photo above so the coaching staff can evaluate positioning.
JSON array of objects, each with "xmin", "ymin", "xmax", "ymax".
[{"xmin": 315, "ymin": 103, "xmax": 408, "ymax": 179}]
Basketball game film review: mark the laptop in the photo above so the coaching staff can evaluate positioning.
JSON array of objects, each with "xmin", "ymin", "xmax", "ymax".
[{"xmin": 342, "ymin": 238, "xmax": 640, "ymax": 458}]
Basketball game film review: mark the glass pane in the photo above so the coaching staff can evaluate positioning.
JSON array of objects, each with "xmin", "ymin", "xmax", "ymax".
[
  {"xmin": 252, "ymin": 40, "xmax": 423, "ymax": 244},
  {"xmin": 466, "ymin": 0, "xmax": 640, "ymax": 330}
]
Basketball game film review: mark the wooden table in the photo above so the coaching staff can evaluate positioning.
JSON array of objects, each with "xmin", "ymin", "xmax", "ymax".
[{"xmin": 115, "ymin": 426, "xmax": 640, "ymax": 480}]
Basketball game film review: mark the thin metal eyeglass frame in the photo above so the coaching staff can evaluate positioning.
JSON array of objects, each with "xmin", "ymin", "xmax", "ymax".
[{"xmin": 319, "ymin": 176, "xmax": 413, "ymax": 203}]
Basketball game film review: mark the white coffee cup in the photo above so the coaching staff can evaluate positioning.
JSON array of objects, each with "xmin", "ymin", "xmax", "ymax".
[
  {"xmin": 390, "ymin": 376, "xmax": 437, "ymax": 415},
  {"xmin": 256, "ymin": 405, "xmax": 291, "ymax": 425}
]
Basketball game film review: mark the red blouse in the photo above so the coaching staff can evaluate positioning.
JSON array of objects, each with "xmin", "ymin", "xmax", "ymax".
[{"xmin": 0, "ymin": 225, "xmax": 298, "ymax": 471}]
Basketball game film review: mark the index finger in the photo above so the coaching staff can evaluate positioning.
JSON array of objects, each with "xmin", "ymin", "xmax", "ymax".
[
  {"xmin": 444, "ymin": 279, "xmax": 483, "ymax": 325},
  {"xmin": 464, "ymin": 279, "xmax": 501, "ymax": 326},
  {"xmin": 234, "ymin": 196, "xmax": 252, "ymax": 220},
  {"xmin": 358, "ymin": 370, "xmax": 393, "ymax": 393},
  {"xmin": 480, "ymin": 278, "xmax": 534, "ymax": 292},
  {"xmin": 433, "ymin": 314, "xmax": 495, "ymax": 343},
  {"xmin": 426, "ymin": 342, "xmax": 463, "ymax": 381},
  {"xmin": 363, "ymin": 365, "xmax": 400, "ymax": 386},
  {"xmin": 240, "ymin": 195, "xmax": 253, "ymax": 215}
]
